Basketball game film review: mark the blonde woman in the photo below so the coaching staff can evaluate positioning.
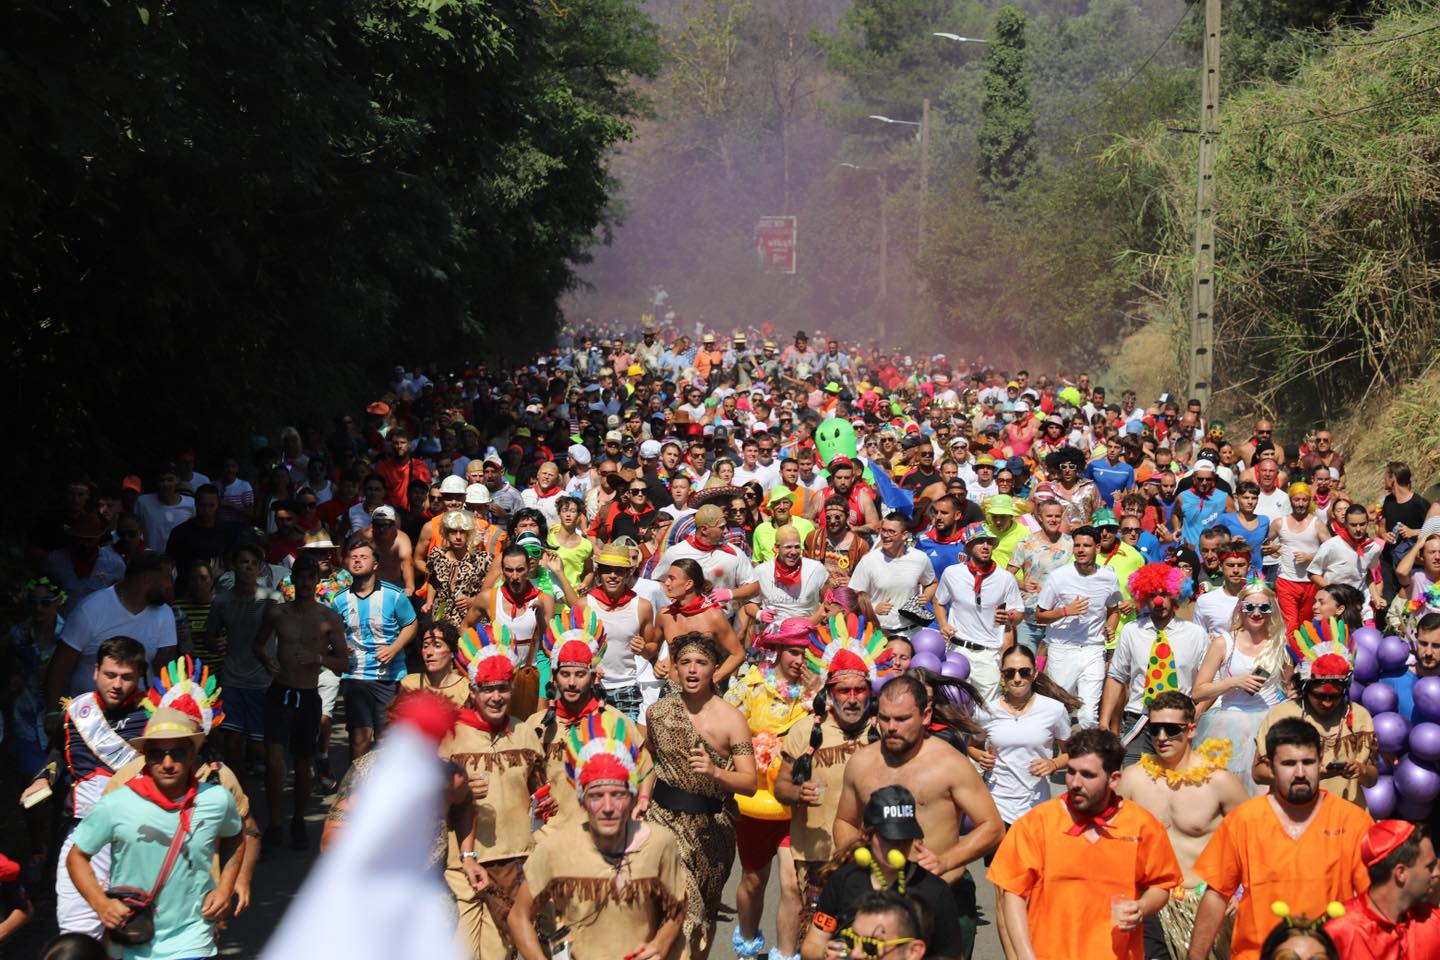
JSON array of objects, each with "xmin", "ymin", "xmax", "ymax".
[
  {"xmin": 425, "ymin": 509, "xmax": 489, "ymax": 627},
  {"xmin": 1191, "ymin": 581, "xmax": 1291, "ymax": 794}
]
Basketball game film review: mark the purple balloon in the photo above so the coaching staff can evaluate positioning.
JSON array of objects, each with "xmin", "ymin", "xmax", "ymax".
[
  {"xmin": 1379, "ymin": 753, "xmax": 1395, "ymax": 775},
  {"xmin": 1362, "ymin": 682, "xmax": 1399, "ymax": 717},
  {"xmin": 1378, "ymin": 635, "xmax": 1413, "ymax": 675},
  {"xmin": 1415, "ymin": 677, "xmax": 1440, "ymax": 724},
  {"xmin": 1353, "ymin": 647, "xmax": 1381, "ymax": 684},
  {"xmin": 959, "ymin": 814, "xmax": 974, "ymax": 835},
  {"xmin": 1411, "ymin": 722, "xmax": 1440, "ymax": 763},
  {"xmin": 871, "ymin": 675, "xmax": 888, "ymax": 696},
  {"xmin": 940, "ymin": 655, "xmax": 972, "ymax": 682},
  {"xmin": 1374, "ymin": 711, "xmax": 1411, "ymax": 753},
  {"xmin": 1350, "ymin": 680, "xmax": 1368, "ymax": 703},
  {"xmin": 908, "ymin": 651, "xmax": 943, "ymax": 675},
  {"xmin": 1396, "ymin": 793, "xmax": 1434, "ymax": 822},
  {"xmin": 1395, "ymin": 756, "xmax": 1440, "ymax": 802},
  {"xmin": 1364, "ymin": 775, "xmax": 1397, "ymax": 819},
  {"xmin": 910, "ymin": 628, "xmax": 946, "ymax": 659},
  {"xmin": 1353, "ymin": 626, "xmax": 1383, "ymax": 655}
]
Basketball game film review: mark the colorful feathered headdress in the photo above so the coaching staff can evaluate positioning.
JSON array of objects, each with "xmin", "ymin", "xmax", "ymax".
[
  {"xmin": 1128, "ymin": 562, "xmax": 1193, "ymax": 609},
  {"xmin": 143, "ymin": 656, "xmax": 224, "ymax": 734},
  {"xmin": 807, "ymin": 613, "xmax": 893, "ymax": 681},
  {"xmin": 1288, "ymin": 617, "xmax": 1353, "ymax": 683},
  {"xmin": 563, "ymin": 711, "xmax": 643, "ymax": 799},
  {"xmin": 542, "ymin": 606, "xmax": 606, "ymax": 673},
  {"xmin": 456, "ymin": 623, "xmax": 517, "ymax": 685}
]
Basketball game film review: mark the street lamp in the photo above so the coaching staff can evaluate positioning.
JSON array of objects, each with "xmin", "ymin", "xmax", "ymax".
[
  {"xmin": 932, "ymin": 32, "xmax": 988, "ymax": 44},
  {"xmin": 867, "ymin": 115, "xmax": 922, "ymax": 127}
]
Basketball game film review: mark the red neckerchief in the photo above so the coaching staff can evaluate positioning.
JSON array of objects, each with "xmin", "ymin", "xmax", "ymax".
[
  {"xmin": 459, "ymin": 708, "xmax": 509, "ymax": 735},
  {"xmin": 667, "ymin": 594, "xmax": 719, "ymax": 617},
  {"xmin": 1101, "ymin": 540, "xmax": 1123, "ymax": 565},
  {"xmin": 127, "ymin": 774, "xmax": 198, "ymax": 813},
  {"xmin": 927, "ymin": 524, "xmax": 965, "ymax": 545},
  {"xmin": 501, "ymin": 582, "xmax": 541, "ymax": 617},
  {"xmin": 532, "ymin": 483, "xmax": 561, "ymax": 500},
  {"xmin": 555, "ymin": 695, "xmax": 603, "ymax": 724},
  {"xmin": 589, "ymin": 587, "xmax": 637, "ymax": 611},
  {"xmin": 686, "ymin": 533, "xmax": 735, "ymax": 555},
  {"xmin": 621, "ymin": 505, "xmax": 651, "ymax": 520},
  {"xmin": 1064, "ymin": 794, "xmax": 1121, "ymax": 836},
  {"xmin": 967, "ymin": 557, "xmax": 995, "ymax": 605},
  {"xmin": 773, "ymin": 556, "xmax": 802, "ymax": 588},
  {"xmin": 1333, "ymin": 521, "xmax": 1367, "ymax": 552}
]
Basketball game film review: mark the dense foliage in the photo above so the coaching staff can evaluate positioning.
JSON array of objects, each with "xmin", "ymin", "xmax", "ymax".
[
  {"xmin": 977, "ymin": 5, "xmax": 1038, "ymax": 200},
  {"xmin": 1, "ymin": 0, "xmax": 658, "ymax": 483}
]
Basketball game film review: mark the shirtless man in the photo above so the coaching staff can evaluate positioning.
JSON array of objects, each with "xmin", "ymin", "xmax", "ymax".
[
  {"xmin": 1117, "ymin": 691, "xmax": 1247, "ymax": 960},
  {"xmin": 833, "ymin": 674, "xmax": 1004, "ymax": 957},
  {"xmin": 258, "ymin": 556, "xmax": 349, "ymax": 849},
  {"xmin": 368, "ymin": 504, "xmax": 415, "ymax": 596},
  {"xmin": 656, "ymin": 558, "xmax": 745, "ymax": 682}
]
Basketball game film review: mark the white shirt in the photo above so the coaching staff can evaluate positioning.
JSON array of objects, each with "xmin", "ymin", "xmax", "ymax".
[
  {"xmin": 1194, "ymin": 587, "xmax": 1242, "ymax": 638},
  {"xmin": 849, "ymin": 546, "xmax": 937, "ymax": 632},
  {"xmin": 974, "ymin": 696, "xmax": 1072, "ymax": 823},
  {"xmin": 134, "ymin": 493, "xmax": 195, "ymax": 553},
  {"xmin": 1036, "ymin": 565, "xmax": 1121, "ymax": 646},
  {"xmin": 755, "ymin": 557, "xmax": 829, "ymax": 622},
  {"xmin": 1310, "ymin": 536, "xmax": 1382, "ymax": 591},
  {"xmin": 968, "ymin": 480, "xmax": 999, "ymax": 505},
  {"xmin": 733, "ymin": 462, "xmax": 780, "ymax": 489},
  {"xmin": 1256, "ymin": 488, "xmax": 1289, "ymax": 525},
  {"xmin": 1108, "ymin": 617, "xmax": 1210, "ymax": 714},
  {"xmin": 935, "ymin": 563, "xmax": 1023, "ymax": 649},
  {"xmin": 60, "ymin": 587, "xmax": 177, "ymax": 695},
  {"xmin": 658, "ymin": 539, "xmax": 757, "ymax": 612}
]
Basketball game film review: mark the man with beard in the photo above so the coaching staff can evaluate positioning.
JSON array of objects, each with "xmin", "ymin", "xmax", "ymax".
[
  {"xmin": 804, "ymin": 497, "xmax": 870, "ymax": 590},
  {"xmin": 446, "ymin": 625, "xmax": 547, "ymax": 958},
  {"xmin": 23, "ymin": 637, "xmax": 150, "ymax": 937},
  {"xmin": 822, "ymin": 459, "xmax": 881, "ymax": 538},
  {"xmin": 529, "ymin": 607, "xmax": 652, "ymax": 840},
  {"xmin": 1117, "ymin": 692, "xmax": 1247, "ymax": 960},
  {"xmin": 509, "ymin": 717, "xmax": 687, "ymax": 960},
  {"xmin": 1188, "ymin": 718, "xmax": 1374, "ymax": 960},
  {"xmin": 915, "ymin": 495, "xmax": 970, "ymax": 582},
  {"xmin": 1324, "ymin": 820, "xmax": 1440, "ymax": 959},
  {"xmin": 834, "ymin": 674, "xmax": 1004, "ymax": 958},
  {"xmin": 775, "ymin": 615, "xmax": 887, "ymax": 941}
]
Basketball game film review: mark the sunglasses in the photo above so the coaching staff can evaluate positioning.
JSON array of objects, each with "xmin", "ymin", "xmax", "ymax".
[
  {"xmin": 145, "ymin": 745, "xmax": 193, "ymax": 763},
  {"xmin": 838, "ymin": 930, "xmax": 917, "ymax": 957},
  {"xmin": 596, "ymin": 565, "xmax": 629, "ymax": 576},
  {"xmin": 1001, "ymin": 667, "xmax": 1034, "ymax": 680},
  {"xmin": 629, "ymin": 488, "xmax": 648, "ymax": 495},
  {"xmin": 1150, "ymin": 722, "xmax": 1190, "ymax": 738},
  {"xmin": 32, "ymin": 595, "xmax": 60, "ymax": 607},
  {"xmin": 1120, "ymin": 526, "xmax": 1141, "ymax": 534},
  {"xmin": 1242, "ymin": 602, "xmax": 1273, "ymax": 614}
]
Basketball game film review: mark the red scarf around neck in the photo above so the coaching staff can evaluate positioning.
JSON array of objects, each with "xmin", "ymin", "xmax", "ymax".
[
  {"xmin": 1333, "ymin": 521, "xmax": 1368, "ymax": 552},
  {"xmin": 928, "ymin": 524, "xmax": 965, "ymax": 545},
  {"xmin": 685, "ymin": 533, "xmax": 735, "ymax": 555},
  {"xmin": 967, "ymin": 557, "xmax": 995, "ymax": 605},
  {"xmin": 589, "ymin": 587, "xmax": 636, "ymax": 611},
  {"xmin": 555, "ymin": 695, "xmax": 603, "ymax": 723},
  {"xmin": 501, "ymin": 582, "xmax": 541, "ymax": 617},
  {"xmin": 667, "ymin": 594, "xmax": 719, "ymax": 618},
  {"xmin": 773, "ymin": 557, "xmax": 802, "ymax": 588},
  {"xmin": 1064, "ymin": 794, "xmax": 1121, "ymax": 836},
  {"xmin": 459, "ymin": 708, "xmax": 509, "ymax": 735},
  {"xmin": 127, "ymin": 774, "xmax": 198, "ymax": 813}
]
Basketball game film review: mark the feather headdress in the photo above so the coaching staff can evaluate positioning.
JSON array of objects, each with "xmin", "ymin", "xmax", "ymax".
[
  {"xmin": 542, "ymin": 606, "xmax": 606, "ymax": 673},
  {"xmin": 563, "ymin": 711, "xmax": 642, "ymax": 799},
  {"xmin": 806, "ymin": 613, "xmax": 893, "ymax": 681},
  {"xmin": 143, "ymin": 655, "xmax": 224, "ymax": 733},
  {"xmin": 456, "ymin": 622, "xmax": 517, "ymax": 685},
  {"xmin": 1288, "ymin": 617, "xmax": 1353, "ymax": 682}
]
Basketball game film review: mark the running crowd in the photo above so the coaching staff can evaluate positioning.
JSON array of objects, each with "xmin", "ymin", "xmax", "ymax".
[{"xmin": 7, "ymin": 319, "xmax": 1440, "ymax": 960}]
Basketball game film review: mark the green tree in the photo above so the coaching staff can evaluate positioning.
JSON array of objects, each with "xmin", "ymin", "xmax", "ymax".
[{"xmin": 977, "ymin": 4, "xmax": 1036, "ymax": 200}]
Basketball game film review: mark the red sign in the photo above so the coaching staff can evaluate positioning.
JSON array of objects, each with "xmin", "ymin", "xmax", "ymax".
[{"xmin": 755, "ymin": 216, "xmax": 797, "ymax": 274}]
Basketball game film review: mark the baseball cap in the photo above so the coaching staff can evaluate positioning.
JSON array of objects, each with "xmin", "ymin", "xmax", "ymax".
[
  {"xmin": 371, "ymin": 505, "xmax": 398, "ymax": 522},
  {"xmin": 1092, "ymin": 508, "xmax": 1119, "ymax": 529},
  {"xmin": 606, "ymin": 414, "xmax": 621, "ymax": 429},
  {"xmin": 640, "ymin": 440, "xmax": 662, "ymax": 459},
  {"xmin": 440, "ymin": 475, "xmax": 468, "ymax": 495},
  {"xmin": 1191, "ymin": 461, "xmax": 1216, "ymax": 476},
  {"xmin": 863, "ymin": 785, "xmax": 925, "ymax": 841},
  {"xmin": 605, "ymin": 430, "xmax": 624, "ymax": 444},
  {"xmin": 765, "ymin": 483, "xmax": 795, "ymax": 505},
  {"xmin": 568, "ymin": 443, "xmax": 593, "ymax": 466}
]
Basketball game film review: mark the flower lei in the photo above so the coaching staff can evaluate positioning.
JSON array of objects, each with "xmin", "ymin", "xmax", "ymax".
[
  {"xmin": 1137, "ymin": 738, "xmax": 1232, "ymax": 787},
  {"xmin": 763, "ymin": 666, "xmax": 809, "ymax": 704}
]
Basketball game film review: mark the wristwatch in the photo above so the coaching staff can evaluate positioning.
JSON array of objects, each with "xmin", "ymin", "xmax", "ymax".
[{"xmin": 461, "ymin": 851, "xmax": 479, "ymax": 861}]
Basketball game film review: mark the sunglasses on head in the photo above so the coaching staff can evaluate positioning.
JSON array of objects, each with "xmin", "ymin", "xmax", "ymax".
[
  {"xmin": 1149, "ymin": 721, "xmax": 1190, "ymax": 738},
  {"xmin": 1242, "ymin": 602, "xmax": 1272, "ymax": 614},
  {"xmin": 145, "ymin": 745, "xmax": 192, "ymax": 763},
  {"xmin": 1001, "ymin": 667, "xmax": 1033, "ymax": 680}
]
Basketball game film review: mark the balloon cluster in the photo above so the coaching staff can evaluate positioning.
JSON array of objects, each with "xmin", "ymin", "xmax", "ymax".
[
  {"xmin": 1351, "ymin": 626, "xmax": 1440, "ymax": 820},
  {"xmin": 896, "ymin": 628, "xmax": 973, "ymax": 704}
]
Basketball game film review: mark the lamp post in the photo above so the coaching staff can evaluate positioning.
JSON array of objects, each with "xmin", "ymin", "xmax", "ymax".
[
  {"xmin": 868, "ymin": 107, "xmax": 930, "ymax": 258},
  {"xmin": 932, "ymin": 32, "xmax": 989, "ymax": 44}
]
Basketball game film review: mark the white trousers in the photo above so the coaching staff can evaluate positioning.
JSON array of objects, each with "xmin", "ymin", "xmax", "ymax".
[
  {"xmin": 960, "ymin": 647, "xmax": 1003, "ymax": 704},
  {"xmin": 1045, "ymin": 644, "xmax": 1107, "ymax": 729},
  {"xmin": 57, "ymin": 828, "xmax": 110, "ymax": 938}
]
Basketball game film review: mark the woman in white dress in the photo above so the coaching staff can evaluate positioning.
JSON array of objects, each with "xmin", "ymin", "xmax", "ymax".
[{"xmin": 1191, "ymin": 581, "xmax": 1291, "ymax": 794}]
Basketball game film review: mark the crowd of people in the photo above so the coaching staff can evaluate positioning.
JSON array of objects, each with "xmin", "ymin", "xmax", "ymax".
[{"xmin": 6, "ymin": 317, "xmax": 1440, "ymax": 960}]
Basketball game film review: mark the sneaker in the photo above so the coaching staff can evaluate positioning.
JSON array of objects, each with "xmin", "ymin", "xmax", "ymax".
[
  {"xmin": 262, "ymin": 824, "xmax": 285, "ymax": 859},
  {"xmin": 317, "ymin": 774, "xmax": 338, "ymax": 796},
  {"xmin": 290, "ymin": 818, "xmax": 308, "ymax": 851}
]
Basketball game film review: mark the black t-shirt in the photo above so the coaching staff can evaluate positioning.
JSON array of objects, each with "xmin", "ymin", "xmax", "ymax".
[
  {"xmin": 1381, "ymin": 493, "xmax": 1430, "ymax": 561},
  {"xmin": 814, "ymin": 861, "xmax": 965, "ymax": 959},
  {"xmin": 903, "ymin": 469, "xmax": 942, "ymax": 492},
  {"xmin": 958, "ymin": 500, "xmax": 986, "ymax": 525}
]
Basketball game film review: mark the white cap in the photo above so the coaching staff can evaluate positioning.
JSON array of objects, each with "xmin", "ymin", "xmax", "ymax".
[
  {"xmin": 1191, "ymin": 461, "xmax": 1216, "ymax": 476},
  {"xmin": 465, "ymin": 483, "xmax": 491, "ymax": 505},
  {"xmin": 639, "ymin": 439, "xmax": 662, "ymax": 459},
  {"xmin": 1013, "ymin": 400, "xmax": 1031, "ymax": 412},
  {"xmin": 439, "ymin": 475, "xmax": 467, "ymax": 495},
  {"xmin": 604, "ymin": 430, "xmax": 624, "ymax": 443},
  {"xmin": 606, "ymin": 414, "xmax": 621, "ymax": 429},
  {"xmin": 568, "ymin": 444, "xmax": 592, "ymax": 466},
  {"xmin": 371, "ymin": 505, "xmax": 398, "ymax": 522}
]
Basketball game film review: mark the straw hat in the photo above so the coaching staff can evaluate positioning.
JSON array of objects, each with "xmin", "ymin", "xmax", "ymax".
[{"xmin": 130, "ymin": 707, "xmax": 206, "ymax": 752}]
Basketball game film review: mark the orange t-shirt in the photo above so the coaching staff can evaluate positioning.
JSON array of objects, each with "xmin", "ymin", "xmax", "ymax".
[
  {"xmin": 987, "ymin": 796, "xmax": 1183, "ymax": 960},
  {"xmin": 1192, "ymin": 791, "xmax": 1373, "ymax": 960}
]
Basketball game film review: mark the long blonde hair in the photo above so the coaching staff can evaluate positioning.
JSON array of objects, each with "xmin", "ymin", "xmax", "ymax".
[
  {"xmin": 439, "ymin": 509, "xmax": 480, "ymax": 552},
  {"xmin": 1227, "ymin": 581, "xmax": 1287, "ymax": 675}
]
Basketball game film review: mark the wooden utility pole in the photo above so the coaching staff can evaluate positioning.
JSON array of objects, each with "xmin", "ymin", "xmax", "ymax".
[{"xmin": 1188, "ymin": 0, "xmax": 1221, "ymax": 409}]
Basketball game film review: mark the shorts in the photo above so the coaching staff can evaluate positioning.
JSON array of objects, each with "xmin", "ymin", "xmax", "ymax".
[
  {"xmin": 264, "ymin": 683, "xmax": 322, "ymax": 758},
  {"xmin": 317, "ymin": 668, "xmax": 340, "ymax": 718},
  {"xmin": 218, "ymin": 686, "xmax": 267, "ymax": 741},
  {"xmin": 601, "ymin": 683, "xmax": 644, "ymax": 724},
  {"xmin": 342, "ymin": 678, "xmax": 397, "ymax": 733},
  {"xmin": 736, "ymin": 814, "xmax": 791, "ymax": 872}
]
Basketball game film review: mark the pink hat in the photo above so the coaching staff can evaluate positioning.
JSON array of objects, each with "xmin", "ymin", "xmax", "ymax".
[{"xmin": 761, "ymin": 617, "xmax": 815, "ymax": 649}]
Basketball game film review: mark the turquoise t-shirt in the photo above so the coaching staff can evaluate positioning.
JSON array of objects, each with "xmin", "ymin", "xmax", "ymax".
[{"xmin": 72, "ymin": 782, "xmax": 242, "ymax": 960}]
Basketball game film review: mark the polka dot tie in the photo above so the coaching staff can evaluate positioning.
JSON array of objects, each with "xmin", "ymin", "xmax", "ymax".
[{"xmin": 1144, "ymin": 629, "xmax": 1179, "ymax": 704}]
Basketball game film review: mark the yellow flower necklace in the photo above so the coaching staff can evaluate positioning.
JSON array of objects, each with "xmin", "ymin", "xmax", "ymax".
[{"xmin": 1137, "ymin": 738, "xmax": 1232, "ymax": 787}]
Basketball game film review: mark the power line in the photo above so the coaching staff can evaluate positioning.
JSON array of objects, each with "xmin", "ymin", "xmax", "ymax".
[
  {"xmin": 1327, "ymin": 21, "xmax": 1440, "ymax": 47},
  {"xmin": 1106, "ymin": 4, "xmax": 1196, "ymax": 100},
  {"xmin": 1264, "ymin": 83, "xmax": 1439, "ymax": 128}
]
